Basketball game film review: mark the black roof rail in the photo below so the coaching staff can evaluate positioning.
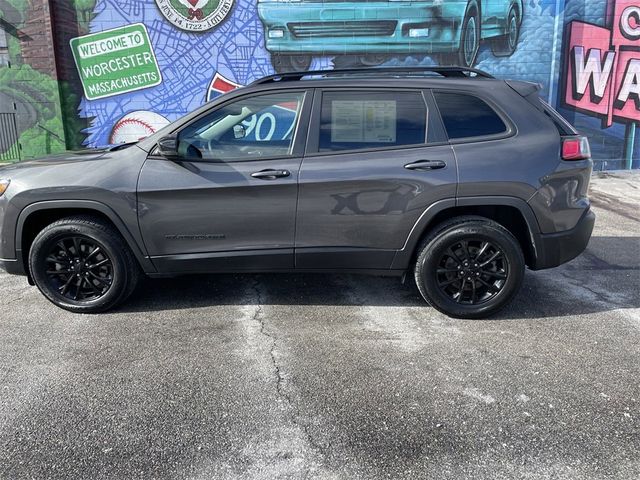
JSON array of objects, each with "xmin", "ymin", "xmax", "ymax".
[{"xmin": 250, "ymin": 66, "xmax": 494, "ymax": 85}]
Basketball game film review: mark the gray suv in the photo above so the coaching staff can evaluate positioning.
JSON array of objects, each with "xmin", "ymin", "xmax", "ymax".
[{"xmin": 0, "ymin": 67, "xmax": 595, "ymax": 318}]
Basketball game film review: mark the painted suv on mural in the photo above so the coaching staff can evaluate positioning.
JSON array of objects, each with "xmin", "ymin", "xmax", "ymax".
[{"xmin": 258, "ymin": 0, "xmax": 523, "ymax": 71}]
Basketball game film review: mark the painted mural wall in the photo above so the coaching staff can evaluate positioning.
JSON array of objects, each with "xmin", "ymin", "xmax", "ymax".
[{"xmin": 0, "ymin": 0, "xmax": 639, "ymax": 170}]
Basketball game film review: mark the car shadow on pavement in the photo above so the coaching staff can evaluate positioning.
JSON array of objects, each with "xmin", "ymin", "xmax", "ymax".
[{"xmin": 118, "ymin": 236, "xmax": 640, "ymax": 320}]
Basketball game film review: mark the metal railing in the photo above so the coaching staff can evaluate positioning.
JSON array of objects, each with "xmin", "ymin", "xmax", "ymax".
[{"xmin": 0, "ymin": 112, "xmax": 20, "ymax": 162}]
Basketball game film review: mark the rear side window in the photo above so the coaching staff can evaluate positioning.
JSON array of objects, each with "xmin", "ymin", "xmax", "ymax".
[
  {"xmin": 434, "ymin": 92, "xmax": 507, "ymax": 140},
  {"xmin": 319, "ymin": 91, "xmax": 427, "ymax": 152}
]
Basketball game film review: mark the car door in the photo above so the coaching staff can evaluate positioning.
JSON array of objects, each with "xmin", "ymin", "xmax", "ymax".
[
  {"xmin": 295, "ymin": 88, "xmax": 457, "ymax": 270},
  {"xmin": 137, "ymin": 89, "xmax": 311, "ymax": 274}
]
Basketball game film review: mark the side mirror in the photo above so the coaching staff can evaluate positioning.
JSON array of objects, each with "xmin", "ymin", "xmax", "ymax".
[
  {"xmin": 233, "ymin": 124, "xmax": 246, "ymax": 139},
  {"xmin": 157, "ymin": 135, "xmax": 179, "ymax": 159}
]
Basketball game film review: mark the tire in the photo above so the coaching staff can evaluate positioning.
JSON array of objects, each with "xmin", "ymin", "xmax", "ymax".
[
  {"xmin": 491, "ymin": 6, "xmax": 519, "ymax": 57},
  {"xmin": 437, "ymin": 5, "xmax": 480, "ymax": 67},
  {"xmin": 29, "ymin": 215, "xmax": 141, "ymax": 313},
  {"xmin": 414, "ymin": 216, "xmax": 525, "ymax": 319},
  {"xmin": 271, "ymin": 53, "xmax": 312, "ymax": 74},
  {"xmin": 357, "ymin": 53, "xmax": 389, "ymax": 67}
]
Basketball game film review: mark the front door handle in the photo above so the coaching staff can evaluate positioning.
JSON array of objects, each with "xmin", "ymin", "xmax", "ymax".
[
  {"xmin": 251, "ymin": 169, "xmax": 291, "ymax": 180},
  {"xmin": 404, "ymin": 160, "xmax": 447, "ymax": 171}
]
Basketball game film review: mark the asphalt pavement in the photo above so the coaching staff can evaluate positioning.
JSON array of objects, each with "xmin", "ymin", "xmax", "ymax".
[{"xmin": 1, "ymin": 172, "xmax": 639, "ymax": 479}]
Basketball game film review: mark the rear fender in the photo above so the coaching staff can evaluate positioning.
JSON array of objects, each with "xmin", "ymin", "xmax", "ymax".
[{"xmin": 391, "ymin": 196, "xmax": 542, "ymax": 270}]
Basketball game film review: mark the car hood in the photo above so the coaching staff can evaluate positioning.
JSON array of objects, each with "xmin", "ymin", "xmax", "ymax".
[{"xmin": 0, "ymin": 149, "xmax": 112, "ymax": 173}]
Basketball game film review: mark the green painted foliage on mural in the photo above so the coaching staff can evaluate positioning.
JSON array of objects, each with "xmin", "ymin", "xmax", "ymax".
[
  {"xmin": 2, "ymin": 0, "xmax": 29, "ymax": 19},
  {"xmin": 69, "ymin": 0, "xmax": 98, "ymax": 33},
  {"xmin": 0, "ymin": 65, "xmax": 67, "ymax": 160}
]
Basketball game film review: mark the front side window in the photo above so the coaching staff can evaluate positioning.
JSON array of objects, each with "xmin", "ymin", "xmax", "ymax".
[
  {"xmin": 178, "ymin": 91, "xmax": 305, "ymax": 161},
  {"xmin": 318, "ymin": 91, "xmax": 427, "ymax": 152},
  {"xmin": 433, "ymin": 92, "xmax": 507, "ymax": 140}
]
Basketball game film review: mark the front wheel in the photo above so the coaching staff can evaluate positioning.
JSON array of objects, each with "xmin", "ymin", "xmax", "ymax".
[
  {"xmin": 29, "ymin": 215, "xmax": 141, "ymax": 313},
  {"xmin": 414, "ymin": 216, "xmax": 525, "ymax": 319}
]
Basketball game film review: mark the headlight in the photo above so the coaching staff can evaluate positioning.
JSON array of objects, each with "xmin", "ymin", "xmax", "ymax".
[
  {"xmin": 268, "ymin": 28, "xmax": 285, "ymax": 38},
  {"xmin": 0, "ymin": 179, "xmax": 10, "ymax": 197}
]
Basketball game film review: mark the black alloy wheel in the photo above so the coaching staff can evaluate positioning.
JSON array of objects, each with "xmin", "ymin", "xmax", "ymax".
[
  {"xmin": 29, "ymin": 215, "xmax": 141, "ymax": 313},
  {"xmin": 414, "ymin": 216, "xmax": 525, "ymax": 318},
  {"xmin": 44, "ymin": 236, "xmax": 114, "ymax": 302},
  {"xmin": 435, "ymin": 239, "xmax": 508, "ymax": 305}
]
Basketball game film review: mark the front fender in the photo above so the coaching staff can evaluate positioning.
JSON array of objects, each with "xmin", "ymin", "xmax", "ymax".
[{"xmin": 14, "ymin": 200, "xmax": 156, "ymax": 274}]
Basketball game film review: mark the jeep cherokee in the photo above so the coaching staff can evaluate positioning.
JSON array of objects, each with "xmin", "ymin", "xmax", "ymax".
[{"xmin": 0, "ymin": 67, "xmax": 595, "ymax": 318}]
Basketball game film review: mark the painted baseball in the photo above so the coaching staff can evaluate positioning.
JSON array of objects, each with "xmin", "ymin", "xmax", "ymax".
[{"xmin": 110, "ymin": 111, "xmax": 170, "ymax": 144}]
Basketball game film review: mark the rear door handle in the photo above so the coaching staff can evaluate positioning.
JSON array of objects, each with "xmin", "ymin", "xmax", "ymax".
[
  {"xmin": 404, "ymin": 160, "xmax": 447, "ymax": 171},
  {"xmin": 251, "ymin": 169, "xmax": 291, "ymax": 180}
]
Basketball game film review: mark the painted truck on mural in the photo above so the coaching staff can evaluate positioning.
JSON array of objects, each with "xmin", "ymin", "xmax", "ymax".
[{"xmin": 258, "ymin": 0, "xmax": 523, "ymax": 70}]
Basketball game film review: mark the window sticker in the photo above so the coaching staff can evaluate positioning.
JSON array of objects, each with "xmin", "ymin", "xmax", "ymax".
[{"xmin": 331, "ymin": 100, "xmax": 396, "ymax": 143}]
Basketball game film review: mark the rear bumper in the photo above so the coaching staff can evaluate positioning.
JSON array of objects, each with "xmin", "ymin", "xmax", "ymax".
[
  {"xmin": 257, "ymin": 2, "xmax": 465, "ymax": 54},
  {"xmin": 530, "ymin": 209, "xmax": 595, "ymax": 270}
]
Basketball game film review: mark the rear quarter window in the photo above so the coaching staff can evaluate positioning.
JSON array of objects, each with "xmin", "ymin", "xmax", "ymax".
[{"xmin": 434, "ymin": 92, "xmax": 507, "ymax": 140}]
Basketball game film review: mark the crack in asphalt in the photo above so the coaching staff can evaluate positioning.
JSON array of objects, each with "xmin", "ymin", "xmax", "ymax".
[{"xmin": 249, "ymin": 278, "xmax": 327, "ymax": 475}]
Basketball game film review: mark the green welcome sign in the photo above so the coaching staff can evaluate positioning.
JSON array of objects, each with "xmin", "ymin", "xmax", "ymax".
[{"xmin": 70, "ymin": 23, "xmax": 162, "ymax": 100}]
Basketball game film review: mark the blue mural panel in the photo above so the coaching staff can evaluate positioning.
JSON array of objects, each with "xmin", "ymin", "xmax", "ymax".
[{"xmin": 73, "ymin": 0, "xmax": 639, "ymax": 170}]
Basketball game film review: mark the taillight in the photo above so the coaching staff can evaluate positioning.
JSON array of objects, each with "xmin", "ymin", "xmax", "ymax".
[{"xmin": 562, "ymin": 136, "xmax": 591, "ymax": 161}]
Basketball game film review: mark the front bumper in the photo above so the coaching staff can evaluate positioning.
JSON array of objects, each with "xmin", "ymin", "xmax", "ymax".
[
  {"xmin": 0, "ymin": 257, "xmax": 25, "ymax": 275},
  {"xmin": 257, "ymin": 1, "xmax": 467, "ymax": 54},
  {"xmin": 530, "ymin": 209, "xmax": 596, "ymax": 270}
]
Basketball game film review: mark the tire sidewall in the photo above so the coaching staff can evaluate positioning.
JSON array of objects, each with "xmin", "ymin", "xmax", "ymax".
[
  {"xmin": 460, "ymin": 5, "xmax": 480, "ymax": 67},
  {"xmin": 506, "ymin": 7, "xmax": 519, "ymax": 53},
  {"xmin": 29, "ymin": 224, "xmax": 128, "ymax": 312},
  {"xmin": 418, "ymin": 224, "xmax": 524, "ymax": 318},
  {"xmin": 492, "ymin": 6, "xmax": 519, "ymax": 56}
]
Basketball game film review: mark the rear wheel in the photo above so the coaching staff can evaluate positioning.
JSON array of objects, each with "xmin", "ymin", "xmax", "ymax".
[
  {"xmin": 437, "ymin": 5, "xmax": 480, "ymax": 67},
  {"xmin": 491, "ymin": 6, "xmax": 519, "ymax": 57},
  {"xmin": 271, "ymin": 53, "xmax": 312, "ymax": 74},
  {"xmin": 414, "ymin": 216, "xmax": 525, "ymax": 318},
  {"xmin": 29, "ymin": 216, "xmax": 141, "ymax": 313}
]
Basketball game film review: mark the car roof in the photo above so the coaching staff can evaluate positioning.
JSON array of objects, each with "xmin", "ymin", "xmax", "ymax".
[
  {"xmin": 248, "ymin": 76, "xmax": 500, "ymax": 90},
  {"xmin": 237, "ymin": 66, "xmax": 504, "ymax": 93},
  {"xmin": 251, "ymin": 66, "xmax": 494, "ymax": 83}
]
